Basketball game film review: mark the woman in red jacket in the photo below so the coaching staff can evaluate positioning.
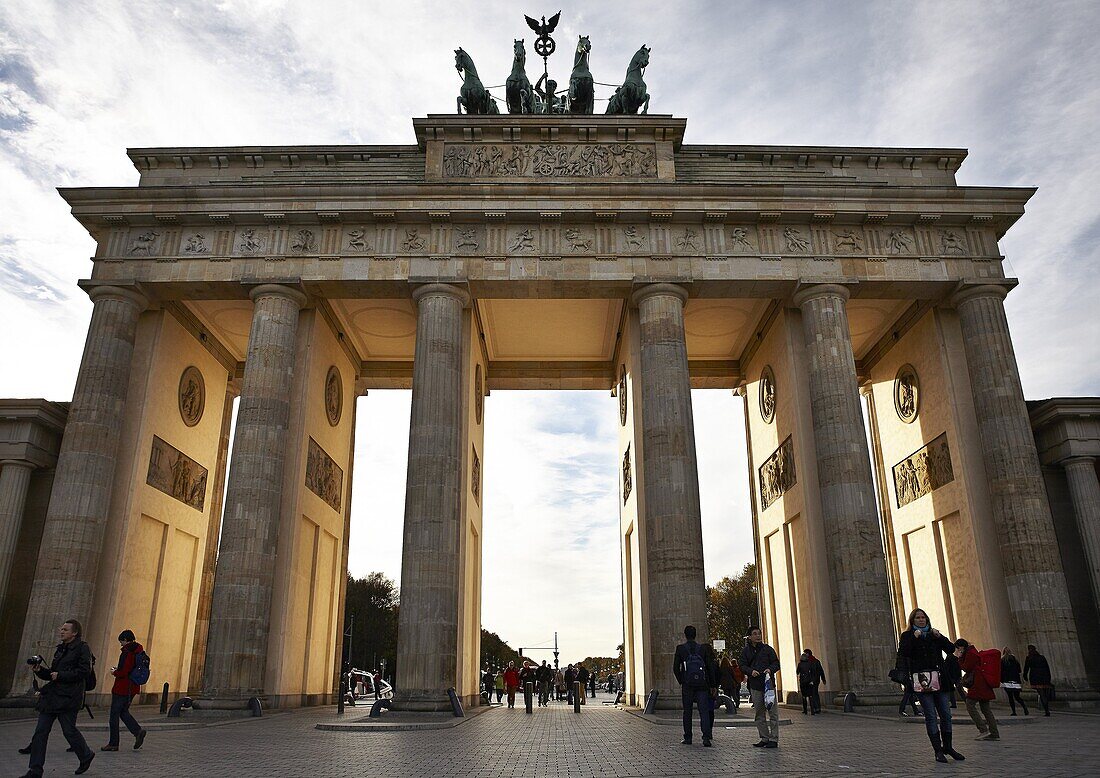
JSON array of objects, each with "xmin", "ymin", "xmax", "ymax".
[
  {"xmin": 102, "ymin": 630, "xmax": 147, "ymax": 751},
  {"xmin": 503, "ymin": 662, "xmax": 521, "ymax": 709},
  {"xmin": 954, "ymin": 639, "xmax": 999, "ymax": 741}
]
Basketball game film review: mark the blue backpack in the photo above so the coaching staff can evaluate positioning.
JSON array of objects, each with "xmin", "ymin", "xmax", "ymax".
[
  {"xmin": 129, "ymin": 649, "xmax": 151, "ymax": 686},
  {"xmin": 685, "ymin": 643, "xmax": 707, "ymax": 688}
]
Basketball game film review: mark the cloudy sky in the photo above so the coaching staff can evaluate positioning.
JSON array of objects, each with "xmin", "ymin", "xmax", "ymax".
[{"xmin": 2, "ymin": 1, "xmax": 1098, "ymax": 662}]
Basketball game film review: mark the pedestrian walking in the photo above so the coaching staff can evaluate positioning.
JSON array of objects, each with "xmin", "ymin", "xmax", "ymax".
[
  {"xmin": 895, "ymin": 608, "xmax": 964, "ymax": 763},
  {"xmin": 796, "ymin": 649, "xmax": 826, "ymax": 715},
  {"xmin": 482, "ymin": 666, "xmax": 495, "ymax": 704},
  {"xmin": 1000, "ymin": 647, "xmax": 1029, "ymax": 716},
  {"xmin": 537, "ymin": 660, "xmax": 552, "ymax": 706},
  {"xmin": 739, "ymin": 626, "xmax": 780, "ymax": 749},
  {"xmin": 20, "ymin": 619, "xmax": 96, "ymax": 778},
  {"xmin": 503, "ymin": 661, "xmax": 520, "ymax": 708},
  {"xmin": 954, "ymin": 639, "xmax": 1000, "ymax": 741},
  {"xmin": 102, "ymin": 629, "xmax": 148, "ymax": 751},
  {"xmin": 554, "ymin": 667, "xmax": 565, "ymax": 700},
  {"xmin": 576, "ymin": 663, "xmax": 589, "ymax": 704},
  {"xmin": 1023, "ymin": 644, "xmax": 1053, "ymax": 716},
  {"xmin": 494, "ymin": 669, "xmax": 505, "ymax": 703},
  {"xmin": 718, "ymin": 654, "xmax": 738, "ymax": 710},
  {"xmin": 589, "ymin": 667, "xmax": 597, "ymax": 699},
  {"xmin": 674, "ymin": 625, "xmax": 718, "ymax": 747},
  {"xmin": 895, "ymin": 673, "xmax": 922, "ymax": 717}
]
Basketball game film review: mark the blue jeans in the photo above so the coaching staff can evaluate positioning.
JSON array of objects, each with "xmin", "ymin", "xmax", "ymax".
[
  {"xmin": 917, "ymin": 691, "xmax": 952, "ymax": 737},
  {"xmin": 108, "ymin": 693, "xmax": 142, "ymax": 745},
  {"xmin": 682, "ymin": 687, "xmax": 714, "ymax": 741}
]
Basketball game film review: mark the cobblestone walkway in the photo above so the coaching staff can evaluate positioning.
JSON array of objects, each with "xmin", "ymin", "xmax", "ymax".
[{"xmin": 2, "ymin": 700, "xmax": 1098, "ymax": 777}]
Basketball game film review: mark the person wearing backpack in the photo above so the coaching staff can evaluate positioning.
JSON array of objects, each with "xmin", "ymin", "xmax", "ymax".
[
  {"xmin": 20, "ymin": 619, "xmax": 96, "ymax": 778},
  {"xmin": 103, "ymin": 629, "xmax": 148, "ymax": 751},
  {"xmin": 954, "ymin": 639, "xmax": 1000, "ymax": 741},
  {"xmin": 739, "ymin": 626, "xmax": 781, "ymax": 749},
  {"xmin": 796, "ymin": 649, "xmax": 826, "ymax": 715},
  {"xmin": 673, "ymin": 625, "xmax": 718, "ymax": 746}
]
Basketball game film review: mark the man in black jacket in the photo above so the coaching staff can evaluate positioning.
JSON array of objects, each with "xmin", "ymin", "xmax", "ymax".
[
  {"xmin": 739, "ymin": 626, "xmax": 781, "ymax": 748},
  {"xmin": 22, "ymin": 619, "xmax": 95, "ymax": 777},
  {"xmin": 673, "ymin": 625, "xmax": 718, "ymax": 747}
]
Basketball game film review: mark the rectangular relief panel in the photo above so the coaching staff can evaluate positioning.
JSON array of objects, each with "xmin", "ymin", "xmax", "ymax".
[
  {"xmin": 441, "ymin": 143, "xmax": 657, "ymax": 179},
  {"xmin": 146, "ymin": 436, "xmax": 208, "ymax": 511},
  {"xmin": 305, "ymin": 437, "xmax": 343, "ymax": 513},
  {"xmin": 759, "ymin": 435, "xmax": 796, "ymax": 510},
  {"xmin": 892, "ymin": 432, "xmax": 954, "ymax": 508}
]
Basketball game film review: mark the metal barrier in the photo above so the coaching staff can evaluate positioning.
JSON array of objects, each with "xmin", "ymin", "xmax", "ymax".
[
  {"xmin": 716, "ymin": 693, "xmax": 735, "ymax": 713},
  {"xmin": 643, "ymin": 689, "xmax": 659, "ymax": 714},
  {"xmin": 167, "ymin": 697, "xmax": 193, "ymax": 718},
  {"xmin": 614, "ymin": 691, "xmax": 623, "ymax": 705},
  {"xmin": 843, "ymin": 692, "xmax": 857, "ymax": 713},
  {"xmin": 159, "ymin": 683, "xmax": 170, "ymax": 714},
  {"xmin": 247, "ymin": 697, "xmax": 263, "ymax": 717},
  {"xmin": 368, "ymin": 698, "xmax": 392, "ymax": 718},
  {"xmin": 447, "ymin": 687, "xmax": 465, "ymax": 717},
  {"xmin": 524, "ymin": 682, "xmax": 533, "ymax": 714},
  {"xmin": 573, "ymin": 681, "xmax": 581, "ymax": 712}
]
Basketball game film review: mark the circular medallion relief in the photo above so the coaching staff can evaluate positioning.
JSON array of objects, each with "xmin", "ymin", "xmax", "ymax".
[
  {"xmin": 618, "ymin": 365, "xmax": 628, "ymax": 427},
  {"xmin": 759, "ymin": 365, "xmax": 776, "ymax": 424},
  {"xmin": 178, "ymin": 366, "xmax": 205, "ymax": 427},
  {"xmin": 325, "ymin": 366, "xmax": 343, "ymax": 427},
  {"xmin": 894, "ymin": 364, "xmax": 920, "ymax": 424},
  {"xmin": 474, "ymin": 364, "xmax": 484, "ymax": 425}
]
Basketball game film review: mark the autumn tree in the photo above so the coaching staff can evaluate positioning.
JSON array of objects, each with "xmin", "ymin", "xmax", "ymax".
[
  {"xmin": 343, "ymin": 572, "xmax": 399, "ymax": 679},
  {"xmin": 706, "ymin": 563, "xmax": 759, "ymax": 650}
]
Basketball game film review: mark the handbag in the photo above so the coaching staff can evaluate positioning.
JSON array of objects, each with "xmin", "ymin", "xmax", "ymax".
[
  {"xmin": 912, "ymin": 670, "xmax": 941, "ymax": 692},
  {"xmin": 763, "ymin": 672, "xmax": 776, "ymax": 709},
  {"xmin": 888, "ymin": 667, "xmax": 907, "ymax": 685}
]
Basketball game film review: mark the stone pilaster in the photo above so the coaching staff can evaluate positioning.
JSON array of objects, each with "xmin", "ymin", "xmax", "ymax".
[
  {"xmin": 394, "ymin": 283, "xmax": 470, "ymax": 711},
  {"xmin": 951, "ymin": 283, "xmax": 1088, "ymax": 687},
  {"xmin": 630, "ymin": 283, "xmax": 706, "ymax": 703},
  {"xmin": 1062, "ymin": 457, "xmax": 1100, "ymax": 619},
  {"xmin": 0, "ymin": 460, "xmax": 35, "ymax": 617},
  {"xmin": 201, "ymin": 284, "xmax": 306, "ymax": 701},
  {"xmin": 791, "ymin": 283, "xmax": 896, "ymax": 702},
  {"xmin": 12, "ymin": 285, "xmax": 146, "ymax": 690}
]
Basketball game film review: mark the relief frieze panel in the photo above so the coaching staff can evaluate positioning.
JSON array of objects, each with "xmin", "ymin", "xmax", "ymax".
[
  {"xmin": 146, "ymin": 435, "xmax": 208, "ymax": 511},
  {"xmin": 306, "ymin": 437, "xmax": 343, "ymax": 512},
  {"xmin": 442, "ymin": 143, "xmax": 657, "ymax": 179},
  {"xmin": 759, "ymin": 435, "xmax": 796, "ymax": 510},
  {"xmin": 892, "ymin": 432, "xmax": 954, "ymax": 508}
]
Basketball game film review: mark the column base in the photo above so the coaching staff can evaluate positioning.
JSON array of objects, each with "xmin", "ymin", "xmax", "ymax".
[
  {"xmin": 391, "ymin": 689, "xmax": 454, "ymax": 712},
  {"xmin": 831, "ymin": 688, "xmax": 903, "ymax": 708}
]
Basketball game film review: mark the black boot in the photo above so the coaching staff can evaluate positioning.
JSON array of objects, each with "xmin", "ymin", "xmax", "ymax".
[
  {"xmin": 942, "ymin": 731, "xmax": 965, "ymax": 761},
  {"xmin": 929, "ymin": 731, "xmax": 947, "ymax": 763}
]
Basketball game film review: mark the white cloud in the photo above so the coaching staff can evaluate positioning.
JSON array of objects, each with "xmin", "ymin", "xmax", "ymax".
[{"xmin": 2, "ymin": 0, "xmax": 1098, "ymax": 661}]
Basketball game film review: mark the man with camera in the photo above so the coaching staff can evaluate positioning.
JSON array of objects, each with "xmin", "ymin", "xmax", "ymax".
[{"xmin": 20, "ymin": 619, "xmax": 95, "ymax": 777}]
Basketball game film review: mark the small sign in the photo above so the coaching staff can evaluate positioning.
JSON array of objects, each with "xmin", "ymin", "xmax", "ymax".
[{"xmin": 713, "ymin": 639, "xmax": 726, "ymax": 651}]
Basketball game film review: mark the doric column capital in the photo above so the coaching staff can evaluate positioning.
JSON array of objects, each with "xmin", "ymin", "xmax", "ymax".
[
  {"xmin": 248, "ymin": 283, "xmax": 307, "ymax": 308},
  {"xmin": 0, "ymin": 459, "xmax": 36, "ymax": 471},
  {"xmin": 630, "ymin": 282, "xmax": 688, "ymax": 309},
  {"xmin": 791, "ymin": 282, "xmax": 851, "ymax": 309},
  {"xmin": 1063, "ymin": 456, "xmax": 1097, "ymax": 471},
  {"xmin": 949, "ymin": 282, "xmax": 1011, "ymax": 309},
  {"xmin": 411, "ymin": 282, "xmax": 470, "ymax": 308},
  {"xmin": 86, "ymin": 284, "xmax": 149, "ymax": 311}
]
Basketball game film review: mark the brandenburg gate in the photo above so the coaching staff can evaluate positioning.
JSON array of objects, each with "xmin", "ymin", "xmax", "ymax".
[{"xmin": 2, "ymin": 112, "xmax": 1096, "ymax": 710}]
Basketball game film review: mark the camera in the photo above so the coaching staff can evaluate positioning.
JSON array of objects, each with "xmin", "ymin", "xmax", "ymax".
[{"xmin": 26, "ymin": 655, "xmax": 44, "ymax": 666}]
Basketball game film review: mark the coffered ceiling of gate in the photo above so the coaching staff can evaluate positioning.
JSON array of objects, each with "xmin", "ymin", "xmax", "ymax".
[
  {"xmin": 682, "ymin": 298, "xmax": 772, "ymax": 360},
  {"xmin": 847, "ymin": 298, "xmax": 911, "ymax": 358},
  {"xmin": 478, "ymin": 299, "xmax": 622, "ymax": 362},
  {"xmin": 329, "ymin": 298, "xmax": 418, "ymax": 360},
  {"xmin": 183, "ymin": 300, "xmax": 253, "ymax": 361}
]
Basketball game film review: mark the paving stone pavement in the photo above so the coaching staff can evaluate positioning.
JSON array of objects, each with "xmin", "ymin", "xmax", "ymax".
[{"xmin": 1, "ymin": 698, "xmax": 1098, "ymax": 777}]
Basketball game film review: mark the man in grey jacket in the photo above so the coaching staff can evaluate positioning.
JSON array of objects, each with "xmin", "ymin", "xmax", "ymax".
[{"xmin": 739, "ymin": 626, "xmax": 781, "ymax": 748}]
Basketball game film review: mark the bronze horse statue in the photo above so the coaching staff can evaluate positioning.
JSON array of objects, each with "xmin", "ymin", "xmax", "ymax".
[
  {"xmin": 455, "ymin": 47, "xmax": 499, "ymax": 115},
  {"xmin": 607, "ymin": 44, "xmax": 651, "ymax": 115},
  {"xmin": 568, "ymin": 35, "xmax": 594, "ymax": 115},
  {"xmin": 506, "ymin": 39, "xmax": 534, "ymax": 114}
]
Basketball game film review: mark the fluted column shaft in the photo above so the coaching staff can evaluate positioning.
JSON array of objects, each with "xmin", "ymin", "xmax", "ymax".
[
  {"xmin": 1064, "ymin": 457, "xmax": 1100, "ymax": 615},
  {"xmin": 0, "ymin": 460, "xmax": 35, "ymax": 616},
  {"xmin": 202, "ymin": 284, "xmax": 306, "ymax": 699},
  {"xmin": 632, "ymin": 283, "xmax": 706, "ymax": 702},
  {"xmin": 12, "ymin": 285, "xmax": 146, "ymax": 690},
  {"xmin": 394, "ymin": 283, "xmax": 470, "ymax": 711},
  {"xmin": 793, "ymin": 284, "xmax": 896, "ymax": 700},
  {"xmin": 953, "ymin": 284, "xmax": 1088, "ymax": 685}
]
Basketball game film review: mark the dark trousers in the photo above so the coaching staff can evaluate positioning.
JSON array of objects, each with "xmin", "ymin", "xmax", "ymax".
[
  {"xmin": 28, "ymin": 708, "xmax": 91, "ymax": 775},
  {"xmin": 109, "ymin": 693, "xmax": 142, "ymax": 745},
  {"xmin": 1005, "ymin": 687, "xmax": 1029, "ymax": 715},
  {"xmin": 899, "ymin": 685, "xmax": 922, "ymax": 715},
  {"xmin": 916, "ymin": 690, "xmax": 952, "ymax": 737},
  {"xmin": 1036, "ymin": 686, "xmax": 1051, "ymax": 715},
  {"xmin": 681, "ymin": 687, "xmax": 714, "ymax": 742},
  {"xmin": 800, "ymin": 682, "xmax": 821, "ymax": 713}
]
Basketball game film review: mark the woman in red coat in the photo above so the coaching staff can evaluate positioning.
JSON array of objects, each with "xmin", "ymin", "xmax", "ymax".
[
  {"xmin": 503, "ymin": 662, "xmax": 521, "ymax": 709},
  {"xmin": 103, "ymin": 630, "xmax": 147, "ymax": 751},
  {"xmin": 954, "ymin": 639, "xmax": 999, "ymax": 741}
]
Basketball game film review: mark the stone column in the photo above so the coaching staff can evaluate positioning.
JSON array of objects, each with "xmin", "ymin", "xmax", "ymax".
[
  {"xmin": 1064, "ymin": 457, "xmax": 1100, "ymax": 616},
  {"xmin": 394, "ymin": 283, "xmax": 470, "ymax": 711},
  {"xmin": 201, "ymin": 284, "xmax": 307, "ymax": 701},
  {"xmin": 791, "ymin": 283, "xmax": 896, "ymax": 702},
  {"xmin": 0, "ymin": 460, "xmax": 35, "ymax": 617},
  {"xmin": 12, "ymin": 285, "xmax": 146, "ymax": 686},
  {"xmin": 630, "ymin": 283, "xmax": 706, "ymax": 703},
  {"xmin": 952, "ymin": 283, "xmax": 1088, "ymax": 687}
]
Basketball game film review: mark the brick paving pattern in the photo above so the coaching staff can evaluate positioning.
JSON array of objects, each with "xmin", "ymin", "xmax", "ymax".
[{"xmin": 2, "ymin": 698, "xmax": 1098, "ymax": 777}]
